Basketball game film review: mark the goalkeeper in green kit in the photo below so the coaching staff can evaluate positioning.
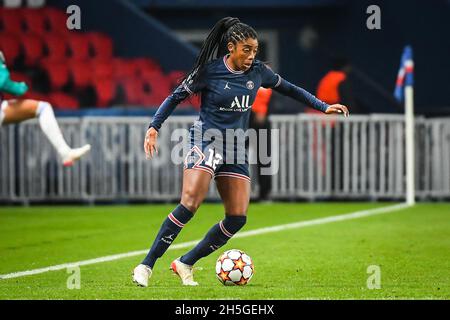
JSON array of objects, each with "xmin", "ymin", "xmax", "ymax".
[{"xmin": 0, "ymin": 51, "xmax": 90, "ymax": 166}]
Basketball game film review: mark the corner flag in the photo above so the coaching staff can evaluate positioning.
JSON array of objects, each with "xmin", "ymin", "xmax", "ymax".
[
  {"xmin": 394, "ymin": 45, "xmax": 415, "ymax": 205},
  {"xmin": 394, "ymin": 46, "xmax": 414, "ymax": 102}
]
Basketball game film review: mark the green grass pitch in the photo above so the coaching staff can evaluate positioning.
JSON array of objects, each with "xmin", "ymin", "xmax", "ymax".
[{"xmin": 0, "ymin": 202, "xmax": 449, "ymax": 299}]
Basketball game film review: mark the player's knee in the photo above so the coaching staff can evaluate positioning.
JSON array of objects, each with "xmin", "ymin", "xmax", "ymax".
[
  {"xmin": 36, "ymin": 101, "xmax": 53, "ymax": 117},
  {"xmin": 180, "ymin": 190, "xmax": 202, "ymax": 213}
]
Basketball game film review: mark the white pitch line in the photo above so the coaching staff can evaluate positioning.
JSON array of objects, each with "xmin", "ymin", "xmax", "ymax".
[{"xmin": 0, "ymin": 203, "xmax": 411, "ymax": 280}]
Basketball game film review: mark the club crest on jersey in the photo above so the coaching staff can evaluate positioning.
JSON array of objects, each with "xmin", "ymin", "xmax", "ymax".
[{"xmin": 246, "ymin": 80, "xmax": 254, "ymax": 90}]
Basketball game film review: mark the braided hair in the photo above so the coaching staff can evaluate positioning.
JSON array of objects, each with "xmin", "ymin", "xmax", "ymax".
[{"xmin": 180, "ymin": 17, "xmax": 257, "ymax": 87}]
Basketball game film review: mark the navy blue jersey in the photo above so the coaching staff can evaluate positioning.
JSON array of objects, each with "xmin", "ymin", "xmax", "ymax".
[
  {"xmin": 182, "ymin": 56, "xmax": 280, "ymax": 132},
  {"xmin": 149, "ymin": 55, "xmax": 329, "ymax": 132}
]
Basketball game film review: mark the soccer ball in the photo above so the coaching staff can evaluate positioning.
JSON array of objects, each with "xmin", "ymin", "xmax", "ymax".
[{"xmin": 215, "ymin": 249, "xmax": 254, "ymax": 286}]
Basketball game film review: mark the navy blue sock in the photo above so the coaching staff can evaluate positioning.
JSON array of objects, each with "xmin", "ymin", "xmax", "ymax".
[
  {"xmin": 180, "ymin": 215, "xmax": 247, "ymax": 266},
  {"xmin": 142, "ymin": 204, "xmax": 193, "ymax": 268}
]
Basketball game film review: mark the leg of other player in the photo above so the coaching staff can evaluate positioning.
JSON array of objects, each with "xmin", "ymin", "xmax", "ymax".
[{"xmin": 2, "ymin": 99, "xmax": 90, "ymax": 166}]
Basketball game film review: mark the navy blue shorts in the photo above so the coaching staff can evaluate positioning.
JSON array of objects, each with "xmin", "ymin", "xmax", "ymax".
[{"xmin": 183, "ymin": 133, "xmax": 250, "ymax": 182}]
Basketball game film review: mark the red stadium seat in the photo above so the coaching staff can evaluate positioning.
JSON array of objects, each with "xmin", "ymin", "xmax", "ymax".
[
  {"xmin": 0, "ymin": 8, "xmax": 23, "ymax": 33},
  {"xmin": 140, "ymin": 90, "xmax": 165, "ymax": 106},
  {"xmin": 48, "ymin": 92, "xmax": 79, "ymax": 110},
  {"xmin": 167, "ymin": 70, "xmax": 185, "ymax": 90},
  {"xmin": 122, "ymin": 79, "xmax": 143, "ymax": 105},
  {"xmin": 9, "ymin": 71, "xmax": 32, "ymax": 85},
  {"xmin": 0, "ymin": 33, "xmax": 21, "ymax": 64},
  {"xmin": 133, "ymin": 58, "xmax": 162, "ymax": 77},
  {"xmin": 40, "ymin": 58, "xmax": 70, "ymax": 90},
  {"xmin": 44, "ymin": 7, "xmax": 69, "ymax": 35},
  {"xmin": 113, "ymin": 58, "xmax": 135, "ymax": 82},
  {"xmin": 21, "ymin": 91, "xmax": 49, "ymax": 103},
  {"xmin": 144, "ymin": 73, "xmax": 171, "ymax": 98},
  {"xmin": 91, "ymin": 79, "xmax": 116, "ymax": 107},
  {"xmin": 21, "ymin": 8, "xmax": 47, "ymax": 35},
  {"xmin": 67, "ymin": 33, "xmax": 91, "ymax": 61},
  {"xmin": 180, "ymin": 94, "xmax": 201, "ymax": 110},
  {"xmin": 68, "ymin": 60, "xmax": 92, "ymax": 88},
  {"xmin": 91, "ymin": 59, "xmax": 114, "ymax": 80},
  {"xmin": 42, "ymin": 33, "xmax": 69, "ymax": 60},
  {"xmin": 18, "ymin": 33, "xmax": 45, "ymax": 66},
  {"xmin": 112, "ymin": 58, "xmax": 162, "ymax": 82},
  {"xmin": 86, "ymin": 32, "xmax": 114, "ymax": 60},
  {"xmin": 137, "ymin": 74, "xmax": 171, "ymax": 107}
]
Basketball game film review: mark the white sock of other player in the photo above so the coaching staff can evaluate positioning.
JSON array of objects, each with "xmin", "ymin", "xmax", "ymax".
[{"xmin": 36, "ymin": 101, "xmax": 71, "ymax": 158}]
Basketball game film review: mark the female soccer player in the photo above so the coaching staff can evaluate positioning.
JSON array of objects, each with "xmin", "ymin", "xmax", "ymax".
[
  {"xmin": 0, "ymin": 51, "xmax": 90, "ymax": 166},
  {"xmin": 133, "ymin": 17, "xmax": 349, "ymax": 287}
]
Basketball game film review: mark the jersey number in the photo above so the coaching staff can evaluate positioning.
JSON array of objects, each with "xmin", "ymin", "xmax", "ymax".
[{"xmin": 205, "ymin": 148, "xmax": 222, "ymax": 170}]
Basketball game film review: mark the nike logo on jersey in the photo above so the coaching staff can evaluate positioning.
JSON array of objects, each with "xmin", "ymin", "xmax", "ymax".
[{"xmin": 224, "ymin": 82, "xmax": 231, "ymax": 90}]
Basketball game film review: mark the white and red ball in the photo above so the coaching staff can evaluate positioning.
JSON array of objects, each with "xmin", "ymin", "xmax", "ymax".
[{"xmin": 215, "ymin": 249, "xmax": 254, "ymax": 286}]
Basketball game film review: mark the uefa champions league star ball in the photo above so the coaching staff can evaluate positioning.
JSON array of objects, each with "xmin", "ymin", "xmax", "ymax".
[{"xmin": 215, "ymin": 249, "xmax": 254, "ymax": 286}]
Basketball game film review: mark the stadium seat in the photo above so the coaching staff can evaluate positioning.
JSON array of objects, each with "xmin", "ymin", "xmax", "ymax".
[
  {"xmin": 67, "ymin": 34, "xmax": 91, "ymax": 61},
  {"xmin": 167, "ymin": 70, "xmax": 186, "ymax": 90},
  {"xmin": 0, "ymin": 5, "xmax": 173, "ymax": 110},
  {"xmin": 42, "ymin": 33, "xmax": 69, "ymax": 60},
  {"xmin": 121, "ymin": 79, "xmax": 143, "ymax": 105},
  {"xmin": 0, "ymin": 33, "xmax": 21, "ymax": 65},
  {"xmin": 0, "ymin": 8, "xmax": 23, "ymax": 33},
  {"xmin": 91, "ymin": 79, "xmax": 116, "ymax": 107},
  {"xmin": 20, "ymin": 90, "xmax": 49, "ymax": 103},
  {"xmin": 140, "ymin": 91, "xmax": 165, "ymax": 106},
  {"xmin": 21, "ymin": 8, "xmax": 47, "ymax": 35},
  {"xmin": 133, "ymin": 58, "xmax": 162, "ymax": 77},
  {"xmin": 18, "ymin": 33, "xmax": 45, "ymax": 66},
  {"xmin": 139, "ymin": 75, "xmax": 172, "ymax": 107},
  {"xmin": 113, "ymin": 58, "xmax": 135, "ymax": 82},
  {"xmin": 48, "ymin": 91, "xmax": 80, "ymax": 110},
  {"xmin": 68, "ymin": 60, "xmax": 92, "ymax": 88},
  {"xmin": 144, "ymin": 73, "xmax": 171, "ymax": 98},
  {"xmin": 44, "ymin": 7, "xmax": 69, "ymax": 35},
  {"xmin": 91, "ymin": 59, "xmax": 114, "ymax": 80},
  {"xmin": 87, "ymin": 32, "xmax": 114, "ymax": 60},
  {"xmin": 9, "ymin": 71, "xmax": 32, "ymax": 85},
  {"xmin": 40, "ymin": 58, "xmax": 70, "ymax": 90}
]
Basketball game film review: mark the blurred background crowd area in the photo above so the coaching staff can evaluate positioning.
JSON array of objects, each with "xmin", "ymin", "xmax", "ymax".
[{"xmin": 0, "ymin": 0, "xmax": 449, "ymax": 116}]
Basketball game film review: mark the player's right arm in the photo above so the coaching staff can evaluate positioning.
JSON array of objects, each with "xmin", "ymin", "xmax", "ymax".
[{"xmin": 144, "ymin": 68, "xmax": 206, "ymax": 159}]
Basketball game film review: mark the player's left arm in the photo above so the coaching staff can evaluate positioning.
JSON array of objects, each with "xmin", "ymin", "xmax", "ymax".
[
  {"xmin": 1, "ymin": 78, "xmax": 29, "ymax": 96},
  {"xmin": 0, "ymin": 64, "xmax": 28, "ymax": 96},
  {"xmin": 274, "ymin": 78, "xmax": 349, "ymax": 117},
  {"xmin": 261, "ymin": 64, "xmax": 349, "ymax": 117}
]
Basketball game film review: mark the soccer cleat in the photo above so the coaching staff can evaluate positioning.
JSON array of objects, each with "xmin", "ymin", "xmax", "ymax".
[
  {"xmin": 132, "ymin": 264, "xmax": 152, "ymax": 287},
  {"xmin": 62, "ymin": 144, "xmax": 91, "ymax": 167},
  {"xmin": 170, "ymin": 258, "xmax": 199, "ymax": 286}
]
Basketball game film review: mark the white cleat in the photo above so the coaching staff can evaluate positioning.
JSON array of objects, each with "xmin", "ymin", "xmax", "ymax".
[
  {"xmin": 170, "ymin": 258, "xmax": 199, "ymax": 286},
  {"xmin": 62, "ymin": 144, "xmax": 91, "ymax": 167},
  {"xmin": 132, "ymin": 264, "xmax": 152, "ymax": 287}
]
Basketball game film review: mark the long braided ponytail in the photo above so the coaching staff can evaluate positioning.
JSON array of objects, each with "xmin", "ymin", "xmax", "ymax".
[{"xmin": 180, "ymin": 17, "xmax": 258, "ymax": 87}]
